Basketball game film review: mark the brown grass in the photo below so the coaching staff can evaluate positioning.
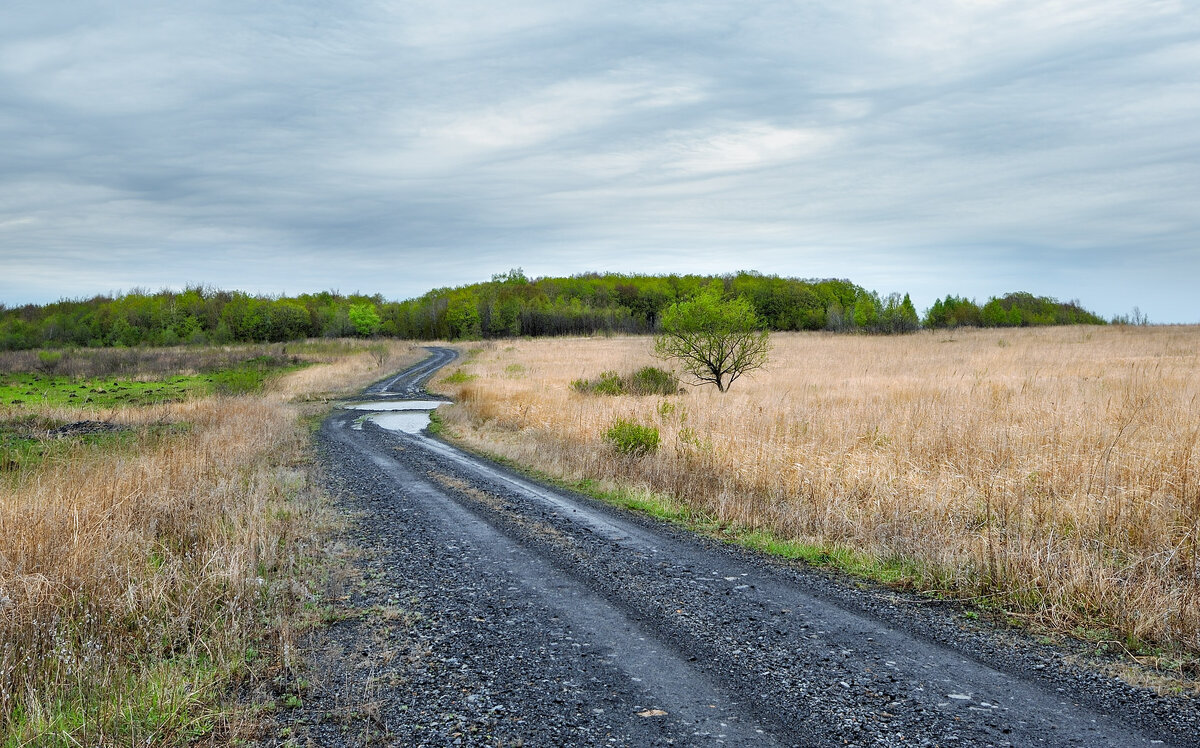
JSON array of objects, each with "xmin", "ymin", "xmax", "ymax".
[
  {"xmin": 434, "ymin": 328, "xmax": 1200, "ymax": 660},
  {"xmin": 0, "ymin": 340, "xmax": 420, "ymax": 743}
]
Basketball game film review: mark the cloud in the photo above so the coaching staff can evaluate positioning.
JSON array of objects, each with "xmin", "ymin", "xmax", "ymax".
[{"xmin": 0, "ymin": 0, "xmax": 1197, "ymax": 321}]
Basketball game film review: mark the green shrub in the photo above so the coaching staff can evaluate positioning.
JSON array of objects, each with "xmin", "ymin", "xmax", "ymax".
[
  {"xmin": 629, "ymin": 366, "xmax": 678, "ymax": 395},
  {"xmin": 572, "ymin": 370, "xmax": 626, "ymax": 395},
  {"xmin": 592, "ymin": 371, "xmax": 625, "ymax": 395},
  {"xmin": 604, "ymin": 419, "xmax": 660, "ymax": 456},
  {"xmin": 442, "ymin": 368, "xmax": 476, "ymax": 384},
  {"xmin": 572, "ymin": 367, "xmax": 678, "ymax": 397},
  {"xmin": 35, "ymin": 350, "xmax": 64, "ymax": 373}
]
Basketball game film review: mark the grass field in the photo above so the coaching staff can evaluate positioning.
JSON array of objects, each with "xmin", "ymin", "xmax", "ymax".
[
  {"xmin": 433, "ymin": 326, "xmax": 1200, "ymax": 674},
  {"xmin": 0, "ymin": 340, "xmax": 419, "ymax": 745}
]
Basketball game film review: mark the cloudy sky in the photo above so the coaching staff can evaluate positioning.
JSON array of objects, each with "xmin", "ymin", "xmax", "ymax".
[{"xmin": 2, "ymin": 1, "xmax": 1198, "ymax": 321}]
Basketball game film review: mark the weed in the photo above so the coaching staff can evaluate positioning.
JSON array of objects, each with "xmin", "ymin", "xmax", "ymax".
[
  {"xmin": 604, "ymin": 419, "xmax": 660, "ymax": 456},
  {"xmin": 427, "ymin": 410, "xmax": 445, "ymax": 435},
  {"xmin": 572, "ymin": 367, "xmax": 678, "ymax": 396},
  {"xmin": 629, "ymin": 366, "xmax": 678, "ymax": 395},
  {"xmin": 442, "ymin": 369, "xmax": 476, "ymax": 385}
]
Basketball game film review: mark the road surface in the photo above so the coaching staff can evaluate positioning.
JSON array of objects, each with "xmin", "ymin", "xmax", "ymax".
[{"xmin": 267, "ymin": 347, "xmax": 1199, "ymax": 746}]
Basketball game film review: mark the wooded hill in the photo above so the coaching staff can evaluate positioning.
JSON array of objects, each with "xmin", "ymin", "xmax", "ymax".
[{"xmin": 0, "ymin": 271, "xmax": 1107, "ymax": 351}]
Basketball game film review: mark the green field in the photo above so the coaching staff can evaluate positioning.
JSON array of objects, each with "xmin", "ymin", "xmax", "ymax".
[
  {"xmin": 0, "ymin": 355, "xmax": 305, "ymax": 473},
  {"xmin": 0, "ymin": 355, "xmax": 304, "ymax": 408},
  {"xmin": 0, "ymin": 372, "xmax": 209, "ymax": 408}
]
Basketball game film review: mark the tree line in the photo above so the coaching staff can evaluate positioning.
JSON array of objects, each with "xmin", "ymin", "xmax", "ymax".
[
  {"xmin": 922, "ymin": 292, "xmax": 1107, "ymax": 328},
  {"xmin": 0, "ymin": 272, "xmax": 1110, "ymax": 351}
]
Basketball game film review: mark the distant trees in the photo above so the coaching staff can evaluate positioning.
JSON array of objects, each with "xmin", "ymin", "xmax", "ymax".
[
  {"xmin": 348, "ymin": 303, "xmax": 381, "ymax": 337},
  {"xmin": 923, "ymin": 295, "xmax": 984, "ymax": 329},
  {"xmin": 1111, "ymin": 307, "xmax": 1150, "ymax": 326},
  {"xmin": 654, "ymin": 285, "xmax": 770, "ymax": 393},
  {"xmin": 0, "ymin": 273, "xmax": 1114, "ymax": 352},
  {"xmin": 923, "ymin": 292, "xmax": 1106, "ymax": 329},
  {"xmin": 0, "ymin": 287, "xmax": 386, "ymax": 350}
]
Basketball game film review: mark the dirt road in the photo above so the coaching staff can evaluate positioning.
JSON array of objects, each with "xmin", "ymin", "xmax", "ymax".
[{"xmin": 268, "ymin": 348, "xmax": 1199, "ymax": 746}]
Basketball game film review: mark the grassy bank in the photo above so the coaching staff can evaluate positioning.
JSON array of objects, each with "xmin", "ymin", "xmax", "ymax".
[
  {"xmin": 0, "ymin": 340, "xmax": 419, "ymax": 745},
  {"xmin": 431, "ymin": 327, "xmax": 1200, "ymax": 674}
]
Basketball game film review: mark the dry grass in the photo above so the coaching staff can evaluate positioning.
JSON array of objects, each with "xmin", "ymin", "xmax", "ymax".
[
  {"xmin": 275, "ymin": 339, "xmax": 419, "ymax": 401},
  {"xmin": 434, "ymin": 327, "xmax": 1200, "ymax": 661},
  {"xmin": 0, "ymin": 340, "xmax": 420, "ymax": 743}
]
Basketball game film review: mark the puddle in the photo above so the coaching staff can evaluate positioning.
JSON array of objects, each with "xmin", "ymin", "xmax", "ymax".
[
  {"xmin": 340, "ymin": 399, "xmax": 445, "ymax": 434},
  {"xmin": 357, "ymin": 411, "xmax": 433, "ymax": 433},
  {"xmin": 339, "ymin": 400, "xmax": 447, "ymax": 411}
]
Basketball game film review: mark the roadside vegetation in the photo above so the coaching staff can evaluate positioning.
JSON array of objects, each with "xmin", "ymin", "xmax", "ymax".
[
  {"xmin": 0, "ymin": 340, "xmax": 419, "ymax": 745},
  {"xmin": 432, "ymin": 327, "xmax": 1200, "ymax": 676}
]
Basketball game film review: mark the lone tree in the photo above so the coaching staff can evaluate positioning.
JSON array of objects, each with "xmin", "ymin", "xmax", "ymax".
[{"xmin": 654, "ymin": 285, "xmax": 770, "ymax": 393}]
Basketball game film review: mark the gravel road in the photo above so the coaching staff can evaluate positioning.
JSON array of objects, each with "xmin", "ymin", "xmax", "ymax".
[{"xmin": 266, "ymin": 347, "xmax": 1200, "ymax": 747}]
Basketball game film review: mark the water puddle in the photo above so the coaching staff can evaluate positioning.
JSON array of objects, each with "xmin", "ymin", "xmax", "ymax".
[
  {"xmin": 338, "ymin": 399, "xmax": 445, "ymax": 433},
  {"xmin": 340, "ymin": 400, "xmax": 446, "ymax": 412}
]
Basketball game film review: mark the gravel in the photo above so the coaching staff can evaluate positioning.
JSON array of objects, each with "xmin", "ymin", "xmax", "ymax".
[{"xmin": 262, "ymin": 349, "xmax": 1200, "ymax": 747}]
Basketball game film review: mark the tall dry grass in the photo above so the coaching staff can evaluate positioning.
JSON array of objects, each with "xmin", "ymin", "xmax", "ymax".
[
  {"xmin": 0, "ymin": 340, "xmax": 420, "ymax": 743},
  {"xmin": 435, "ymin": 328, "xmax": 1200, "ymax": 658}
]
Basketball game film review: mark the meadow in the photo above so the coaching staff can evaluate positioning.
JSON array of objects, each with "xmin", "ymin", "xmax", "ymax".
[
  {"xmin": 433, "ymin": 326, "xmax": 1200, "ymax": 671},
  {"xmin": 0, "ymin": 340, "xmax": 418, "ymax": 745}
]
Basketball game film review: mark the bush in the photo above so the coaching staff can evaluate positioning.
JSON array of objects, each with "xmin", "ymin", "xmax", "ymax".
[
  {"xmin": 604, "ymin": 419, "xmax": 660, "ymax": 456},
  {"xmin": 572, "ymin": 370, "xmax": 625, "ymax": 395},
  {"xmin": 35, "ymin": 350, "xmax": 64, "ymax": 374},
  {"xmin": 572, "ymin": 367, "xmax": 678, "ymax": 396},
  {"xmin": 442, "ymin": 368, "xmax": 476, "ymax": 384},
  {"xmin": 630, "ymin": 366, "xmax": 678, "ymax": 395}
]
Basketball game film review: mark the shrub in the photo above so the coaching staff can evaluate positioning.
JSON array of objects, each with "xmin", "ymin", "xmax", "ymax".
[
  {"xmin": 442, "ymin": 368, "xmax": 476, "ymax": 384},
  {"xmin": 35, "ymin": 350, "xmax": 63, "ymax": 374},
  {"xmin": 604, "ymin": 419, "xmax": 660, "ymax": 456},
  {"xmin": 572, "ymin": 370, "xmax": 626, "ymax": 395},
  {"xmin": 572, "ymin": 367, "xmax": 678, "ymax": 396},
  {"xmin": 630, "ymin": 366, "xmax": 678, "ymax": 395},
  {"xmin": 592, "ymin": 371, "xmax": 625, "ymax": 395}
]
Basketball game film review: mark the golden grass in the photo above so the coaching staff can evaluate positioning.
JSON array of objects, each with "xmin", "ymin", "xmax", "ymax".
[
  {"xmin": 435, "ymin": 328, "xmax": 1200, "ymax": 659},
  {"xmin": 0, "ymin": 340, "xmax": 420, "ymax": 743},
  {"xmin": 275, "ymin": 339, "xmax": 420, "ymax": 401}
]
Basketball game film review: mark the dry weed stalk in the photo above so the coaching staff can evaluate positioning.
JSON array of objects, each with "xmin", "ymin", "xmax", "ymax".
[
  {"xmin": 0, "ymin": 340, "xmax": 419, "ymax": 742},
  {"xmin": 436, "ymin": 328, "xmax": 1200, "ymax": 655}
]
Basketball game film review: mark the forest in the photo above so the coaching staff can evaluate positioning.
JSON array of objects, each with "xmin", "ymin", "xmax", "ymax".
[{"xmin": 0, "ymin": 271, "xmax": 1108, "ymax": 351}]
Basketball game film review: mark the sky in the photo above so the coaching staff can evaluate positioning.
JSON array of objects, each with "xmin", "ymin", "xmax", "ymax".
[{"xmin": 2, "ymin": 1, "xmax": 1198, "ymax": 322}]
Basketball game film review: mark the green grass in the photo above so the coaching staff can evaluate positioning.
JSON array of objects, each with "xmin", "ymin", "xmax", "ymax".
[
  {"xmin": 0, "ymin": 356, "xmax": 302, "ymax": 473},
  {"xmin": 0, "ymin": 414, "xmax": 154, "ymax": 474},
  {"xmin": 0, "ymin": 356, "xmax": 304, "ymax": 408},
  {"xmin": 441, "ymin": 368, "xmax": 476, "ymax": 384},
  {"xmin": 4, "ymin": 659, "xmax": 220, "ymax": 747},
  {"xmin": 0, "ymin": 372, "xmax": 208, "ymax": 408}
]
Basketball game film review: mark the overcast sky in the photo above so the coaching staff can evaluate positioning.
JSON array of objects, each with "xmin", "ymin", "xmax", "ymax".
[{"xmin": 2, "ymin": 1, "xmax": 1198, "ymax": 321}]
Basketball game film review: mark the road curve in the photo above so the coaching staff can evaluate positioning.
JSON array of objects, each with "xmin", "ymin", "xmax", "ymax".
[{"xmin": 269, "ymin": 347, "xmax": 1200, "ymax": 747}]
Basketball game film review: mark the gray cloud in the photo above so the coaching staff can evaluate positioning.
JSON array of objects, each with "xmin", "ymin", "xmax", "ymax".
[{"xmin": 1, "ymin": 0, "xmax": 1198, "ymax": 321}]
